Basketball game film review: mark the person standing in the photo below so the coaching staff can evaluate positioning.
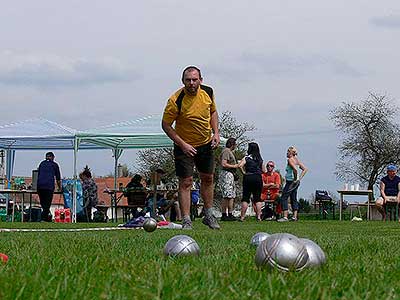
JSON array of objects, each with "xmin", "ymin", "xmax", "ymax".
[
  {"xmin": 79, "ymin": 165, "xmax": 98, "ymax": 222},
  {"xmin": 162, "ymin": 66, "xmax": 220, "ymax": 230},
  {"xmin": 219, "ymin": 137, "xmax": 239, "ymax": 221},
  {"xmin": 278, "ymin": 146, "xmax": 308, "ymax": 222},
  {"xmin": 238, "ymin": 142, "xmax": 266, "ymax": 221},
  {"xmin": 37, "ymin": 152, "xmax": 61, "ymax": 221}
]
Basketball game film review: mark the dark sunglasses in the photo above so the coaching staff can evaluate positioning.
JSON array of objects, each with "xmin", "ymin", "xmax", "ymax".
[{"xmin": 267, "ymin": 164, "xmax": 274, "ymax": 167}]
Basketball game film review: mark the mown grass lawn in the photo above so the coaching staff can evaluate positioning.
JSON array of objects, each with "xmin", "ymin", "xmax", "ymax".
[{"xmin": 0, "ymin": 220, "xmax": 399, "ymax": 300}]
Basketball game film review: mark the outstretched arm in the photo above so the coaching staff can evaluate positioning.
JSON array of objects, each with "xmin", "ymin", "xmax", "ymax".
[
  {"xmin": 238, "ymin": 158, "xmax": 246, "ymax": 174},
  {"xmin": 221, "ymin": 159, "xmax": 238, "ymax": 169}
]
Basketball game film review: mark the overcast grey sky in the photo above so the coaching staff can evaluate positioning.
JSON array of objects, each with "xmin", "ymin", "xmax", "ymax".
[{"xmin": 1, "ymin": 1, "xmax": 400, "ymax": 198}]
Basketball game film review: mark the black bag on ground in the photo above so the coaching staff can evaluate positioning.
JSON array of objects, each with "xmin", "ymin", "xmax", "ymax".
[{"xmin": 93, "ymin": 210, "xmax": 107, "ymax": 222}]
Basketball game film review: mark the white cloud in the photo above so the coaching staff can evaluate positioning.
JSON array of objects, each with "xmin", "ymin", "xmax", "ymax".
[
  {"xmin": 0, "ymin": 51, "xmax": 138, "ymax": 87},
  {"xmin": 370, "ymin": 15, "xmax": 400, "ymax": 28},
  {"xmin": 239, "ymin": 52, "xmax": 364, "ymax": 77},
  {"xmin": 206, "ymin": 52, "xmax": 364, "ymax": 82}
]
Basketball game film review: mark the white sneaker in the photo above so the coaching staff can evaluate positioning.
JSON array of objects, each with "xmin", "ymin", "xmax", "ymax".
[{"xmin": 277, "ymin": 217, "xmax": 289, "ymax": 222}]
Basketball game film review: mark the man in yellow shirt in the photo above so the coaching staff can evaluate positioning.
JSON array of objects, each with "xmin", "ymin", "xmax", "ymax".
[{"xmin": 162, "ymin": 66, "xmax": 220, "ymax": 230}]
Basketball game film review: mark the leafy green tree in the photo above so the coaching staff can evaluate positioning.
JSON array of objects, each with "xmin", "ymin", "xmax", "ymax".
[{"xmin": 330, "ymin": 92, "xmax": 400, "ymax": 196}]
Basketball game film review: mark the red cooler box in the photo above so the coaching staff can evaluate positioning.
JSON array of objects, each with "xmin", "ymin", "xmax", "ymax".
[{"xmin": 54, "ymin": 208, "xmax": 71, "ymax": 223}]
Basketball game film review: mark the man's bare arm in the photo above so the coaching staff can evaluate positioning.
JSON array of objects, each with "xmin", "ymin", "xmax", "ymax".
[
  {"xmin": 161, "ymin": 120, "xmax": 197, "ymax": 157},
  {"xmin": 210, "ymin": 111, "xmax": 220, "ymax": 149}
]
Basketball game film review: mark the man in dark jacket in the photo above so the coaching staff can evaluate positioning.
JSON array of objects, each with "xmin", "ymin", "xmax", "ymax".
[
  {"xmin": 375, "ymin": 164, "xmax": 400, "ymax": 219},
  {"xmin": 37, "ymin": 152, "xmax": 61, "ymax": 221}
]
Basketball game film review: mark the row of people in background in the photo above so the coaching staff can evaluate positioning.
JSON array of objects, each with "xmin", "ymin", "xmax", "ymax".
[
  {"xmin": 219, "ymin": 138, "xmax": 308, "ymax": 222},
  {"xmin": 125, "ymin": 171, "xmax": 182, "ymax": 221}
]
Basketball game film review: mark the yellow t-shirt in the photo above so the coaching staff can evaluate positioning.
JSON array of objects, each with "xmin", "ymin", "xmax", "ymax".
[{"xmin": 162, "ymin": 85, "xmax": 217, "ymax": 147}]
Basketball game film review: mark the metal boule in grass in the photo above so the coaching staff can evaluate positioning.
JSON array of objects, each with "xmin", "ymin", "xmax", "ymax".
[
  {"xmin": 250, "ymin": 232, "xmax": 270, "ymax": 247},
  {"xmin": 255, "ymin": 233, "xmax": 309, "ymax": 272},
  {"xmin": 163, "ymin": 235, "xmax": 200, "ymax": 257},
  {"xmin": 143, "ymin": 217, "xmax": 157, "ymax": 232},
  {"xmin": 300, "ymin": 238, "xmax": 326, "ymax": 268}
]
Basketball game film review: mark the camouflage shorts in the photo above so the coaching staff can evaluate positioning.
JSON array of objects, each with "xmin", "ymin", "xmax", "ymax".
[{"xmin": 219, "ymin": 170, "xmax": 236, "ymax": 199}]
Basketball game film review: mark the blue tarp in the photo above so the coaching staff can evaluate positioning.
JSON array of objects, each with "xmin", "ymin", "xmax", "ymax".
[{"xmin": 62, "ymin": 179, "xmax": 84, "ymax": 215}]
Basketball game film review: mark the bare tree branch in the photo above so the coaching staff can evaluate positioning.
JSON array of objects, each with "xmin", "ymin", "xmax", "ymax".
[{"xmin": 331, "ymin": 92, "xmax": 400, "ymax": 197}]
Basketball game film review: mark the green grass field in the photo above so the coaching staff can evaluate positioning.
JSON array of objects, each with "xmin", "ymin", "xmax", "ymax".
[{"xmin": 1, "ymin": 220, "xmax": 399, "ymax": 300}]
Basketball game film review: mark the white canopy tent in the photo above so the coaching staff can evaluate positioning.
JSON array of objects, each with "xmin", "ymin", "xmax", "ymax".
[{"xmin": 0, "ymin": 115, "xmax": 172, "ymax": 221}]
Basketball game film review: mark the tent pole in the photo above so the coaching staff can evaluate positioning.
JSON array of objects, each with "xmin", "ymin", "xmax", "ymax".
[
  {"xmin": 73, "ymin": 137, "xmax": 78, "ymax": 223},
  {"xmin": 5, "ymin": 149, "xmax": 15, "ymax": 222},
  {"xmin": 113, "ymin": 149, "xmax": 117, "ymax": 222},
  {"xmin": 5, "ymin": 149, "xmax": 15, "ymax": 182},
  {"xmin": 112, "ymin": 148, "xmax": 123, "ymax": 222}
]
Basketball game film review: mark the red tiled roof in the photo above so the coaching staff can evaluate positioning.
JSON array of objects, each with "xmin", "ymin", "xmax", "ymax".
[{"xmin": 96, "ymin": 177, "xmax": 132, "ymax": 206}]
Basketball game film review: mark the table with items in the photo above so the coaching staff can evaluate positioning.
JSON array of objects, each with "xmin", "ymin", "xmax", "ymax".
[
  {"xmin": 337, "ymin": 189, "xmax": 373, "ymax": 221},
  {"xmin": 0, "ymin": 189, "xmax": 62, "ymax": 222}
]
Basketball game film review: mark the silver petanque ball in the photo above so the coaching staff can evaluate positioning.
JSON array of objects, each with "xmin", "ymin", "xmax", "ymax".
[
  {"xmin": 163, "ymin": 235, "xmax": 200, "ymax": 257},
  {"xmin": 143, "ymin": 217, "xmax": 158, "ymax": 232},
  {"xmin": 255, "ymin": 233, "xmax": 309, "ymax": 272},
  {"xmin": 300, "ymin": 238, "xmax": 326, "ymax": 268},
  {"xmin": 250, "ymin": 232, "xmax": 270, "ymax": 247}
]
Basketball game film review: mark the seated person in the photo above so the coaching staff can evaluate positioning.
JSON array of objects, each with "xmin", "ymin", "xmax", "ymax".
[
  {"xmin": 126, "ymin": 174, "xmax": 146, "ymax": 189},
  {"xmin": 375, "ymin": 164, "xmax": 400, "ymax": 219},
  {"xmin": 146, "ymin": 190, "xmax": 181, "ymax": 218},
  {"xmin": 161, "ymin": 191, "xmax": 182, "ymax": 221},
  {"xmin": 124, "ymin": 174, "xmax": 147, "ymax": 218},
  {"xmin": 260, "ymin": 161, "xmax": 281, "ymax": 220}
]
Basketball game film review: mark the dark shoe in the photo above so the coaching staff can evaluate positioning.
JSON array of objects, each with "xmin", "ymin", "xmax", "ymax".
[
  {"xmin": 228, "ymin": 214, "xmax": 238, "ymax": 221},
  {"xmin": 202, "ymin": 214, "xmax": 221, "ymax": 230},
  {"xmin": 181, "ymin": 218, "xmax": 193, "ymax": 230},
  {"xmin": 220, "ymin": 214, "xmax": 228, "ymax": 221}
]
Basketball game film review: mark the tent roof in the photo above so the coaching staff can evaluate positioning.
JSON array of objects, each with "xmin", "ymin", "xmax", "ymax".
[
  {"xmin": 78, "ymin": 115, "xmax": 172, "ymax": 149},
  {"xmin": 0, "ymin": 115, "xmax": 172, "ymax": 150}
]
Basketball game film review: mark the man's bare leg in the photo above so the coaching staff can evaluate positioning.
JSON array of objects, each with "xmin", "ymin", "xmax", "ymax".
[
  {"xmin": 199, "ymin": 172, "xmax": 213, "ymax": 209},
  {"xmin": 228, "ymin": 198, "xmax": 235, "ymax": 220},
  {"xmin": 179, "ymin": 176, "xmax": 193, "ymax": 229},
  {"xmin": 200, "ymin": 172, "xmax": 220, "ymax": 229},
  {"xmin": 221, "ymin": 198, "xmax": 228, "ymax": 219}
]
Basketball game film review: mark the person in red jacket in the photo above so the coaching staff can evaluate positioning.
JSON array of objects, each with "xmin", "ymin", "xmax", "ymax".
[{"xmin": 261, "ymin": 161, "xmax": 281, "ymax": 220}]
